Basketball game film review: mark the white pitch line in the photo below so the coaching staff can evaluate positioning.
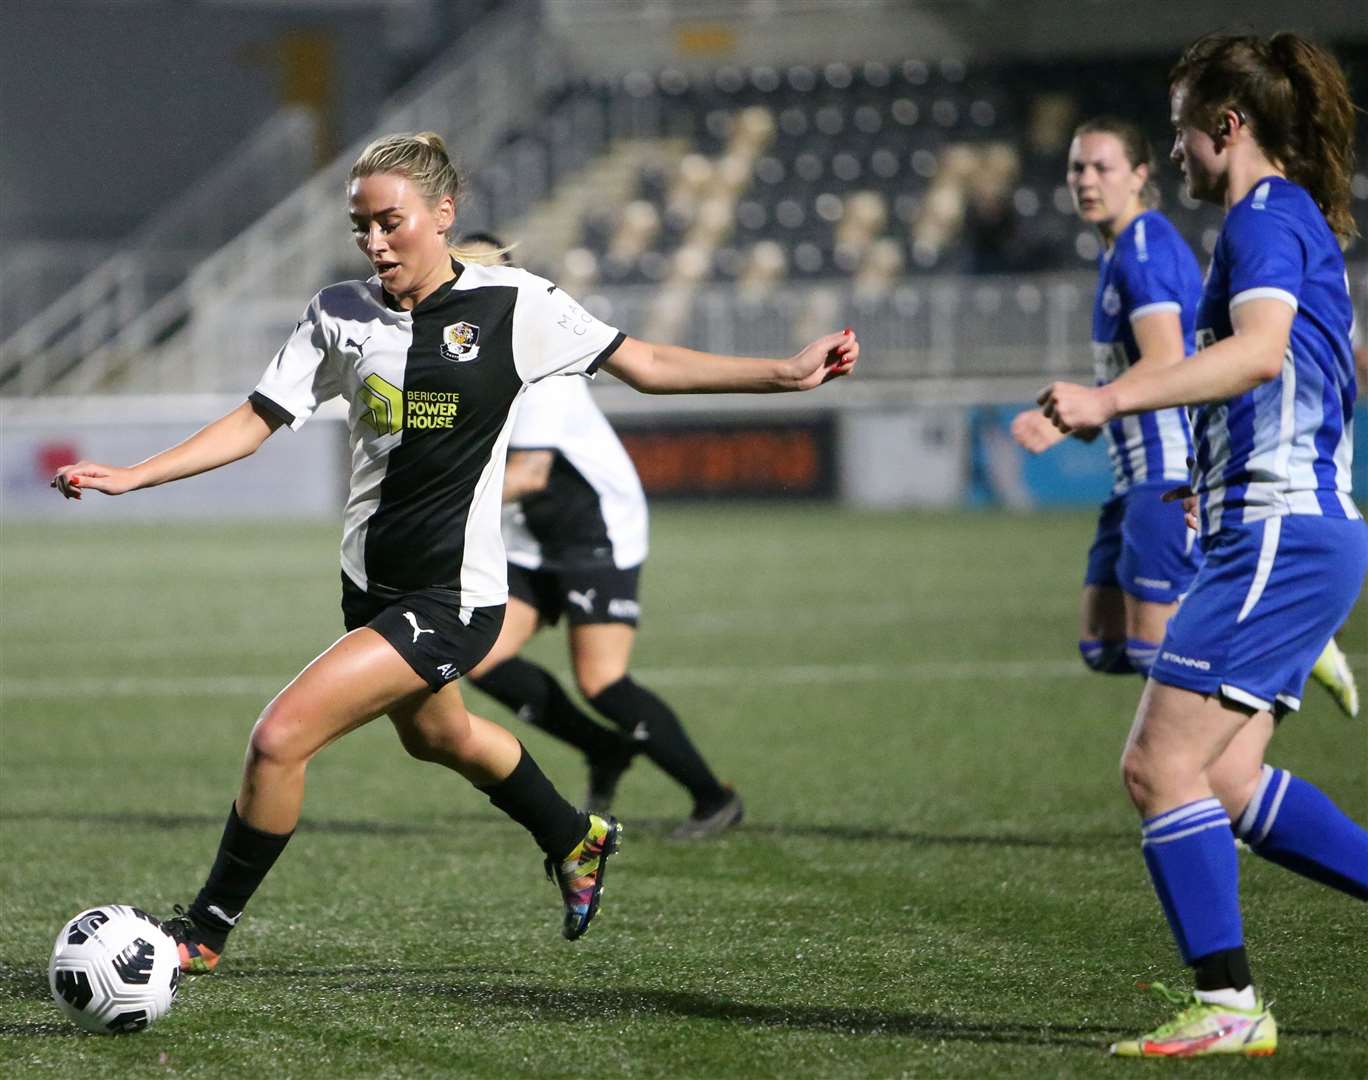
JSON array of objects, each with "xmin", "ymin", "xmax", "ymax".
[
  {"xmin": 0, "ymin": 660, "xmax": 1085, "ymax": 699},
  {"xmin": 3, "ymin": 655, "xmax": 1364, "ymax": 699}
]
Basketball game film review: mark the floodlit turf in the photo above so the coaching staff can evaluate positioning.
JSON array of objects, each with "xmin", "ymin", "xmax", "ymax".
[{"xmin": 2, "ymin": 507, "xmax": 1365, "ymax": 1078}]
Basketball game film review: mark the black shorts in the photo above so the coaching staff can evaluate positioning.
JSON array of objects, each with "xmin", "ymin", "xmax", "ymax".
[
  {"xmin": 507, "ymin": 563, "xmax": 641, "ymax": 628},
  {"xmin": 341, "ymin": 572, "xmax": 505, "ymax": 692}
]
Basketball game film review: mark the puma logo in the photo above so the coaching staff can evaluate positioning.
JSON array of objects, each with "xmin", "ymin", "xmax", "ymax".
[
  {"xmin": 566, "ymin": 588, "xmax": 596, "ymax": 614},
  {"xmin": 346, "ymin": 335, "xmax": 371, "ymax": 356},
  {"xmin": 403, "ymin": 612, "xmax": 436, "ymax": 643},
  {"xmin": 206, "ymin": 905, "xmax": 243, "ymax": 927}
]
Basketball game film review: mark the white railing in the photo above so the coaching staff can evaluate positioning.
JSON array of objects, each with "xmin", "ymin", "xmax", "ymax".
[
  {"xmin": 2, "ymin": 0, "xmax": 552, "ymax": 398},
  {"xmin": 0, "ymin": 108, "xmax": 319, "ymax": 395}
]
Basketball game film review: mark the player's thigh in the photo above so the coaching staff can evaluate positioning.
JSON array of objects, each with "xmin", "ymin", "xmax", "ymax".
[
  {"xmin": 388, "ymin": 679, "xmax": 472, "ymax": 757},
  {"xmin": 1123, "ymin": 678, "xmax": 1260, "ymax": 787},
  {"xmin": 1206, "ymin": 711, "xmax": 1275, "ymax": 818},
  {"xmin": 467, "ymin": 597, "xmax": 541, "ymax": 679},
  {"xmin": 1123, "ymin": 595, "xmax": 1179, "ymax": 644},
  {"xmin": 256, "ymin": 627, "xmax": 429, "ymax": 761}
]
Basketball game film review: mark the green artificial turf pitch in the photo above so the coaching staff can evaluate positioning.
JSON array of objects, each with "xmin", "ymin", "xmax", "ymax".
[{"xmin": 1, "ymin": 508, "xmax": 1364, "ymax": 1078}]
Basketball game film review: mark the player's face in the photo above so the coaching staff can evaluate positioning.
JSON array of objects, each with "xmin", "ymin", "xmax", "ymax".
[
  {"xmin": 1066, "ymin": 133, "xmax": 1144, "ymax": 232},
  {"xmin": 348, "ymin": 173, "xmax": 455, "ymax": 302},
  {"xmin": 1169, "ymin": 85, "xmax": 1222, "ymax": 204}
]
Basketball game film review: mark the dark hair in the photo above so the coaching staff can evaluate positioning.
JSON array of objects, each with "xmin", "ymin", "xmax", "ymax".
[
  {"xmin": 454, "ymin": 231, "xmax": 514, "ymax": 266},
  {"xmin": 1170, "ymin": 32, "xmax": 1359, "ymax": 240},
  {"xmin": 1073, "ymin": 115, "xmax": 1160, "ymax": 208}
]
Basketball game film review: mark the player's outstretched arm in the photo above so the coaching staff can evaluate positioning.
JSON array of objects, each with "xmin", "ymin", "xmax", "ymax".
[
  {"xmin": 600, "ymin": 329, "xmax": 857, "ymax": 394},
  {"xmin": 1037, "ymin": 299, "xmax": 1291, "ymax": 433},
  {"xmin": 51, "ymin": 399, "xmax": 284, "ymax": 500}
]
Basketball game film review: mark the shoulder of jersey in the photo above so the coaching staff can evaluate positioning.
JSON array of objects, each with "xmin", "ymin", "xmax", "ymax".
[
  {"xmin": 1237, "ymin": 176, "xmax": 1312, "ymax": 222},
  {"xmin": 313, "ymin": 278, "xmax": 386, "ymax": 315},
  {"xmin": 458, "ymin": 262, "xmax": 550, "ymax": 292}
]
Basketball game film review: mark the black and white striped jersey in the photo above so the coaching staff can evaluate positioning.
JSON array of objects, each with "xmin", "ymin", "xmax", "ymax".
[
  {"xmin": 502, "ymin": 375, "xmax": 649, "ymax": 572},
  {"xmin": 249, "ymin": 260, "xmax": 624, "ymax": 604}
]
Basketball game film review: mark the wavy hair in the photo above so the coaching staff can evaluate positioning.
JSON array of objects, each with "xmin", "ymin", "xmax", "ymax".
[{"xmin": 1170, "ymin": 32, "xmax": 1359, "ymax": 240}]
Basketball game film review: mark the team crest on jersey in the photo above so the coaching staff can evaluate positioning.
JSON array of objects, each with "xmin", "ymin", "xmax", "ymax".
[
  {"xmin": 440, "ymin": 321, "xmax": 481, "ymax": 363},
  {"xmin": 1102, "ymin": 285, "xmax": 1121, "ymax": 317}
]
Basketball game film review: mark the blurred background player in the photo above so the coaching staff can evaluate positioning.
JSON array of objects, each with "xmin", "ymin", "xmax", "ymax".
[
  {"xmin": 459, "ymin": 232, "xmax": 744, "ymax": 840},
  {"xmin": 1012, "ymin": 116, "xmax": 1202, "ymax": 681},
  {"xmin": 1014, "ymin": 117, "xmax": 1359, "ymax": 717},
  {"xmin": 1040, "ymin": 32, "xmax": 1368, "ymax": 1058},
  {"xmin": 52, "ymin": 131, "xmax": 856, "ymax": 973}
]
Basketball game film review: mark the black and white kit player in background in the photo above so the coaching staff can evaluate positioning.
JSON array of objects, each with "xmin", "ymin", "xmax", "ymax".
[
  {"xmin": 456, "ymin": 234, "xmax": 743, "ymax": 841},
  {"xmin": 51, "ymin": 131, "xmax": 858, "ymax": 973}
]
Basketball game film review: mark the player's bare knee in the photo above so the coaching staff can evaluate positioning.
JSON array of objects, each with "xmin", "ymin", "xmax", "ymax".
[{"xmin": 246, "ymin": 712, "xmax": 308, "ymax": 768}]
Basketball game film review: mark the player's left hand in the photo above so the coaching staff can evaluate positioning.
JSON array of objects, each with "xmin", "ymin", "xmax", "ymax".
[
  {"xmin": 1037, "ymin": 381, "xmax": 1115, "ymax": 433},
  {"xmin": 1162, "ymin": 483, "xmax": 1200, "ymax": 531},
  {"xmin": 788, "ymin": 327, "xmax": 858, "ymax": 390}
]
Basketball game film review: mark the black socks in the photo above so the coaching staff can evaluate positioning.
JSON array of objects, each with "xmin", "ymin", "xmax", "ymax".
[
  {"xmin": 589, "ymin": 676, "xmax": 728, "ymax": 813},
  {"xmin": 188, "ymin": 802, "xmax": 293, "ymax": 949},
  {"xmin": 1193, "ymin": 946, "xmax": 1253, "ymax": 993},
  {"xmin": 472, "ymin": 658, "xmax": 630, "ymax": 761},
  {"xmin": 478, "ymin": 744, "xmax": 588, "ymax": 861}
]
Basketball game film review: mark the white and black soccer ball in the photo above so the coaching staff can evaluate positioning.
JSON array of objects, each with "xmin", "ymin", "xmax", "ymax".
[{"xmin": 49, "ymin": 905, "xmax": 180, "ymax": 1034}]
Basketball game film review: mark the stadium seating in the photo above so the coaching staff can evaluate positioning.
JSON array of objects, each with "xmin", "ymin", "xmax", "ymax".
[{"xmin": 466, "ymin": 52, "xmax": 1368, "ymax": 297}]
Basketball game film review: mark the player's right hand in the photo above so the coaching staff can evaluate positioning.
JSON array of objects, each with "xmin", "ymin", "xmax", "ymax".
[
  {"xmin": 1010, "ymin": 409, "xmax": 1067, "ymax": 453},
  {"xmin": 51, "ymin": 462, "xmax": 136, "ymax": 500}
]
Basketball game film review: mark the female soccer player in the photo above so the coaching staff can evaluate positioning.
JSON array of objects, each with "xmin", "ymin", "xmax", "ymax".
[
  {"xmin": 1040, "ymin": 33, "xmax": 1367, "ymax": 1057},
  {"xmin": 455, "ymin": 235, "xmax": 742, "ymax": 838},
  {"xmin": 1012, "ymin": 117, "xmax": 1202, "ymax": 680},
  {"xmin": 51, "ymin": 132, "xmax": 857, "ymax": 971}
]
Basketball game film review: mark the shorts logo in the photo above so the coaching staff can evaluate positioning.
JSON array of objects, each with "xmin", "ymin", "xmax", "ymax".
[
  {"xmin": 1102, "ymin": 285, "xmax": 1121, "ymax": 317},
  {"xmin": 1133, "ymin": 576, "xmax": 1172, "ymax": 590},
  {"xmin": 440, "ymin": 322, "xmax": 481, "ymax": 363},
  {"xmin": 360, "ymin": 373, "xmax": 404, "ymax": 436},
  {"xmin": 403, "ymin": 611, "xmax": 436, "ymax": 643},
  {"xmin": 607, "ymin": 598, "xmax": 640, "ymax": 619},
  {"xmin": 566, "ymin": 588, "xmax": 597, "ymax": 614},
  {"xmin": 1161, "ymin": 650, "xmax": 1211, "ymax": 671},
  {"xmin": 436, "ymin": 663, "xmax": 458, "ymax": 682}
]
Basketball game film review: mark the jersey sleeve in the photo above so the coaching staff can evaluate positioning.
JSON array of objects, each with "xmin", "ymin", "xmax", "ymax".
[
  {"xmin": 507, "ymin": 379, "xmax": 567, "ymax": 450},
  {"xmin": 1223, "ymin": 203, "xmax": 1306, "ymax": 314},
  {"xmin": 250, "ymin": 295, "xmax": 341, "ymax": 431},
  {"xmin": 1117, "ymin": 219, "xmax": 1190, "ymax": 323},
  {"xmin": 511, "ymin": 275, "xmax": 625, "ymax": 384}
]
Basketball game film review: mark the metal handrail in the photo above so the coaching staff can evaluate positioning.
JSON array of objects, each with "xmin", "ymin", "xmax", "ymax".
[
  {"xmin": 0, "ymin": 108, "xmax": 318, "ymax": 390},
  {"xmin": 48, "ymin": 0, "xmax": 554, "ymax": 396}
]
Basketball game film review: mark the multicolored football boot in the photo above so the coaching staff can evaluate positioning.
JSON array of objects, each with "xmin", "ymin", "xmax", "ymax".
[
  {"xmin": 1110, "ymin": 983, "xmax": 1277, "ymax": 1058},
  {"xmin": 546, "ymin": 814, "xmax": 621, "ymax": 941},
  {"xmin": 1309, "ymin": 636, "xmax": 1360, "ymax": 719},
  {"xmin": 159, "ymin": 905, "xmax": 224, "ymax": 974}
]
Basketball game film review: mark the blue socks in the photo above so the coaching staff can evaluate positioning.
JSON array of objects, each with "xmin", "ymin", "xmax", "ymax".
[
  {"xmin": 1235, "ymin": 765, "xmax": 1368, "ymax": 900},
  {"xmin": 1141, "ymin": 798, "xmax": 1244, "ymax": 964},
  {"xmin": 1125, "ymin": 638, "xmax": 1159, "ymax": 677},
  {"xmin": 1079, "ymin": 639, "xmax": 1134, "ymax": 675}
]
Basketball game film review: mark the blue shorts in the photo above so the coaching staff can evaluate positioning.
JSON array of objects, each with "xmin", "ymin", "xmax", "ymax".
[
  {"xmin": 1151, "ymin": 515, "xmax": 1368, "ymax": 713},
  {"xmin": 1083, "ymin": 481, "xmax": 1200, "ymax": 604}
]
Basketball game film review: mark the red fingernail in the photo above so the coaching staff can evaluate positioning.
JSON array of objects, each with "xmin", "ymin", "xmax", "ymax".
[
  {"xmin": 70, "ymin": 475, "xmax": 80, "ymax": 485},
  {"xmin": 844, "ymin": 326, "xmax": 854, "ymax": 335}
]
